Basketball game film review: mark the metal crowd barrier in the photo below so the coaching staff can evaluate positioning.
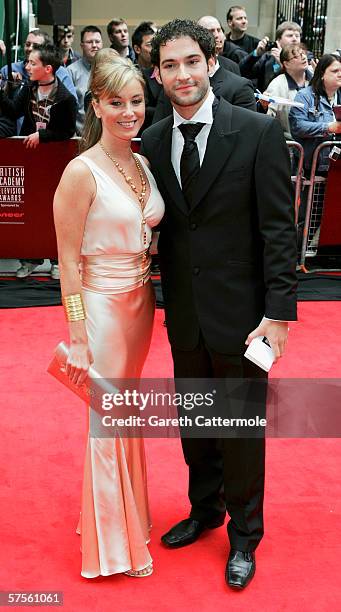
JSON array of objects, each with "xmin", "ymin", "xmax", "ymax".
[
  {"xmin": 299, "ymin": 141, "xmax": 341, "ymax": 270},
  {"xmin": 286, "ymin": 141, "xmax": 304, "ymax": 225},
  {"xmin": 1, "ymin": 136, "xmax": 338, "ymax": 271}
]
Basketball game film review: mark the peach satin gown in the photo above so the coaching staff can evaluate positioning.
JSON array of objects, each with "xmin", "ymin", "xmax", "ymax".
[{"xmin": 76, "ymin": 154, "xmax": 164, "ymax": 578}]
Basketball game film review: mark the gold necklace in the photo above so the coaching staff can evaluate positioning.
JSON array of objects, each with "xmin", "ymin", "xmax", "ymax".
[
  {"xmin": 99, "ymin": 141, "xmax": 148, "ymax": 246},
  {"xmin": 99, "ymin": 141, "xmax": 147, "ymax": 207}
]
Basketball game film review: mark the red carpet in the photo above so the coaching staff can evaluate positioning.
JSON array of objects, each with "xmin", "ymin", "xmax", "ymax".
[{"xmin": 1, "ymin": 304, "xmax": 341, "ymax": 611}]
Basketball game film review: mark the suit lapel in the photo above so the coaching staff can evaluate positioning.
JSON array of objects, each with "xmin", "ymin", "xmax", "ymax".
[
  {"xmin": 150, "ymin": 118, "xmax": 188, "ymax": 215},
  {"xmin": 209, "ymin": 69, "xmax": 224, "ymax": 97},
  {"xmin": 190, "ymin": 99, "xmax": 240, "ymax": 210}
]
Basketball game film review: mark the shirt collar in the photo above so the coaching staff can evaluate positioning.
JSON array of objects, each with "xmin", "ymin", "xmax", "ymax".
[
  {"xmin": 173, "ymin": 88, "xmax": 215, "ymax": 128},
  {"xmin": 285, "ymin": 72, "xmax": 310, "ymax": 90},
  {"xmin": 209, "ymin": 58, "xmax": 221, "ymax": 77}
]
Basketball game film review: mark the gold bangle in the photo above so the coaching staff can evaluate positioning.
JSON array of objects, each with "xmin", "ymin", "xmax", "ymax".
[{"xmin": 62, "ymin": 293, "xmax": 86, "ymax": 322}]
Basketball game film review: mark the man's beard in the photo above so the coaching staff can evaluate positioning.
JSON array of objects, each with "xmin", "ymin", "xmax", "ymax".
[{"xmin": 167, "ymin": 81, "xmax": 209, "ymax": 107}]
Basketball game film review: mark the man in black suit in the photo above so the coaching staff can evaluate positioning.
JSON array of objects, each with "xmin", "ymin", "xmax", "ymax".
[
  {"xmin": 197, "ymin": 15, "xmax": 241, "ymax": 74},
  {"xmin": 141, "ymin": 65, "xmax": 163, "ymax": 128},
  {"xmin": 216, "ymin": 53, "xmax": 240, "ymax": 74},
  {"xmin": 141, "ymin": 20, "xmax": 297, "ymax": 590},
  {"xmin": 152, "ymin": 15, "xmax": 247, "ymax": 126}
]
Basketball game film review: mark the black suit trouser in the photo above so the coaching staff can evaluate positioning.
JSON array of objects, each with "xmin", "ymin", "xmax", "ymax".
[{"xmin": 171, "ymin": 333, "xmax": 267, "ymax": 552}]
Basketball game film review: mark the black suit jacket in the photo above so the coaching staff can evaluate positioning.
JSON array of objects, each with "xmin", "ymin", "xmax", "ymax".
[
  {"xmin": 142, "ymin": 99, "xmax": 297, "ymax": 353},
  {"xmin": 152, "ymin": 68, "xmax": 256, "ymax": 124},
  {"xmin": 142, "ymin": 66, "xmax": 162, "ymax": 105},
  {"xmin": 217, "ymin": 54, "xmax": 240, "ymax": 75},
  {"xmin": 140, "ymin": 66, "xmax": 163, "ymax": 130},
  {"xmin": 222, "ymin": 40, "xmax": 247, "ymax": 64}
]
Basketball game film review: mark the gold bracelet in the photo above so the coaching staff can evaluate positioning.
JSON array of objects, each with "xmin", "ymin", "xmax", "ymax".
[{"xmin": 62, "ymin": 293, "xmax": 86, "ymax": 322}]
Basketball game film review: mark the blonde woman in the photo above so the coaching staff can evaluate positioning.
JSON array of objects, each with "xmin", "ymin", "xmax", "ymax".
[{"xmin": 53, "ymin": 57, "xmax": 164, "ymax": 578}]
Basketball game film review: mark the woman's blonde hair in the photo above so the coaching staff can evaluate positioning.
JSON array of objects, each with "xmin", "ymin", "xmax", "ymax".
[
  {"xmin": 80, "ymin": 54, "xmax": 145, "ymax": 153},
  {"xmin": 92, "ymin": 47, "xmax": 120, "ymax": 66}
]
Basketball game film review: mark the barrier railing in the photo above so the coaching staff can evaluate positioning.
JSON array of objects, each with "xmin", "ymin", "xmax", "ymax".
[
  {"xmin": 299, "ymin": 141, "xmax": 341, "ymax": 270},
  {"xmin": 0, "ymin": 136, "xmax": 338, "ymax": 271},
  {"xmin": 286, "ymin": 141, "xmax": 304, "ymax": 225}
]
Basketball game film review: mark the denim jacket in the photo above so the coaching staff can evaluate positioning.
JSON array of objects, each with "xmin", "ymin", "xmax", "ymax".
[{"xmin": 289, "ymin": 85, "xmax": 341, "ymax": 171}]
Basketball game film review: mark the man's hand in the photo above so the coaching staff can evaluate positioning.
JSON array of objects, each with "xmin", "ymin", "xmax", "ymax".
[
  {"xmin": 258, "ymin": 93, "xmax": 270, "ymax": 111},
  {"xmin": 270, "ymin": 42, "xmax": 281, "ymax": 63},
  {"xmin": 256, "ymin": 36, "xmax": 269, "ymax": 57},
  {"xmin": 12, "ymin": 71, "xmax": 23, "ymax": 82},
  {"xmin": 245, "ymin": 320, "xmax": 289, "ymax": 362},
  {"xmin": 0, "ymin": 39, "xmax": 6, "ymax": 55},
  {"xmin": 23, "ymin": 132, "xmax": 40, "ymax": 149}
]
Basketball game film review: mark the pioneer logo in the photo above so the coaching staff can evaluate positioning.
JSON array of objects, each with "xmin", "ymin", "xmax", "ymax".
[{"xmin": 0, "ymin": 212, "xmax": 25, "ymax": 218}]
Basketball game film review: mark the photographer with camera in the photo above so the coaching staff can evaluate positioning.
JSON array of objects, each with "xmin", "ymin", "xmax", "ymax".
[{"xmin": 240, "ymin": 21, "xmax": 302, "ymax": 92}]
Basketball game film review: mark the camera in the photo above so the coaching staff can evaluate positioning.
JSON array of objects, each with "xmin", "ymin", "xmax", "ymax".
[
  {"xmin": 328, "ymin": 146, "xmax": 341, "ymax": 161},
  {"xmin": 265, "ymin": 41, "xmax": 277, "ymax": 51}
]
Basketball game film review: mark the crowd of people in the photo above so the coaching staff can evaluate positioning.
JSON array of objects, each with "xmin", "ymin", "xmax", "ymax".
[
  {"xmin": 0, "ymin": 10, "xmax": 339, "ymax": 157},
  {"xmin": 0, "ymin": 7, "xmax": 340, "ymax": 274},
  {"xmin": 0, "ymin": 4, "xmax": 340, "ymax": 592}
]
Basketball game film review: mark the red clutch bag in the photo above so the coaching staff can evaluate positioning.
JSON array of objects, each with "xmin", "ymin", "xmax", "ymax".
[{"xmin": 47, "ymin": 341, "xmax": 118, "ymax": 404}]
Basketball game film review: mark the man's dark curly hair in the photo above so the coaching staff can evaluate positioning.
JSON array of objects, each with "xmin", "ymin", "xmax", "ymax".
[{"xmin": 151, "ymin": 19, "xmax": 215, "ymax": 67}]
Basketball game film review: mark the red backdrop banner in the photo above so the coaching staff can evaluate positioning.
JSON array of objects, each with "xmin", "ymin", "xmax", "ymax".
[
  {"xmin": 318, "ymin": 159, "xmax": 341, "ymax": 247},
  {"xmin": 0, "ymin": 137, "xmax": 142, "ymax": 259},
  {"xmin": 0, "ymin": 138, "xmax": 79, "ymax": 259}
]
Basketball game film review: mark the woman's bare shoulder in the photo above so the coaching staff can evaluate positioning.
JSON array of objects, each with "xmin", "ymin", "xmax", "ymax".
[
  {"xmin": 55, "ymin": 156, "xmax": 96, "ymax": 205},
  {"xmin": 64, "ymin": 156, "xmax": 93, "ymax": 178}
]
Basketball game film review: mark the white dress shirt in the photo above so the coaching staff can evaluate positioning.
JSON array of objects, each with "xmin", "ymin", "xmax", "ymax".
[{"xmin": 171, "ymin": 88, "xmax": 215, "ymax": 186}]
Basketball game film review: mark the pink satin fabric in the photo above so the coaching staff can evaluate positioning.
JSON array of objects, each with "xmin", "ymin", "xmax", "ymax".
[{"xmin": 75, "ymin": 154, "xmax": 164, "ymax": 578}]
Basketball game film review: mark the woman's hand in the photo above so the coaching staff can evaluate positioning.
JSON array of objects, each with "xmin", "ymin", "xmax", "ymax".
[
  {"xmin": 328, "ymin": 121, "xmax": 341, "ymax": 134},
  {"xmin": 66, "ymin": 341, "xmax": 94, "ymax": 386}
]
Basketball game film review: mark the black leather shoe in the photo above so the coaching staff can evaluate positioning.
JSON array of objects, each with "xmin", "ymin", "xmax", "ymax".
[
  {"xmin": 161, "ymin": 516, "xmax": 225, "ymax": 548},
  {"xmin": 225, "ymin": 550, "xmax": 255, "ymax": 589}
]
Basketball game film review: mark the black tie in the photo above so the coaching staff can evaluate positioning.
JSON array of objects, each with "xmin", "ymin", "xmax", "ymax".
[{"xmin": 178, "ymin": 122, "xmax": 205, "ymax": 208}]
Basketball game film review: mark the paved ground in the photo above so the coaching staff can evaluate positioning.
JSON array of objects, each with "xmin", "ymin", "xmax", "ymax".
[{"xmin": 0, "ymin": 259, "xmax": 52, "ymax": 276}]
